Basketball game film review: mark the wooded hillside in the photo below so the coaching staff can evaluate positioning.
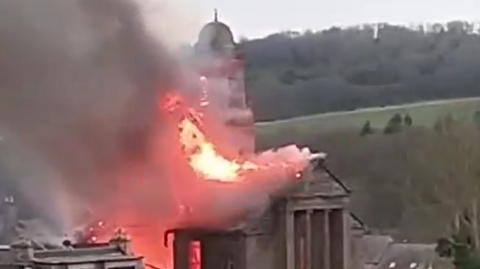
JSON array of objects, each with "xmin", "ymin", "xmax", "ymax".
[{"xmin": 244, "ymin": 21, "xmax": 480, "ymax": 121}]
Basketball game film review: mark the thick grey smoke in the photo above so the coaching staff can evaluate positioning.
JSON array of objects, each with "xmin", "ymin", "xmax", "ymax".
[
  {"xmin": 0, "ymin": 0, "xmax": 310, "ymax": 256},
  {"xmin": 0, "ymin": 0, "xmax": 184, "ymax": 237}
]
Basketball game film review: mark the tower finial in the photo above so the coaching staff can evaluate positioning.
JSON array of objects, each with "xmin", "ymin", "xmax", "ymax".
[{"xmin": 214, "ymin": 9, "xmax": 218, "ymax": 22}]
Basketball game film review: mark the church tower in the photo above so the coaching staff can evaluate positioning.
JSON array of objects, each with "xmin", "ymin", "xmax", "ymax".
[{"xmin": 193, "ymin": 11, "xmax": 255, "ymax": 155}]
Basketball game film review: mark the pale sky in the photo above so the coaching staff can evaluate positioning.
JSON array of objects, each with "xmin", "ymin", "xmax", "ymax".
[{"xmin": 182, "ymin": 0, "xmax": 480, "ymax": 39}]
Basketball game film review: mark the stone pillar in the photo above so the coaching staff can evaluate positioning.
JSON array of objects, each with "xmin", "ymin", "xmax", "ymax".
[
  {"xmin": 201, "ymin": 237, "xmax": 218, "ymax": 269},
  {"xmin": 343, "ymin": 211, "xmax": 351, "ymax": 269},
  {"xmin": 174, "ymin": 233, "xmax": 190, "ymax": 269},
  {"xmin": 305, "ymin": 210, "xmax": 312, "ymax": 269},
  {"xmin": 286, "ymin": 210, "xmax": 295, "ymax": 269},
  {"xmin": 311, "ymin": 210, "xmax": 329, "ymax": 269},
  {"xmin": 294, "ymin": 211, "xmax": 308, "ymax": 269},
  {"xmin": 329, "ymin": 209, "xmax": 346, "ymax": 269},
  {"xmin": 325, "ymin": 210, "xmax": 331, "ymax": 269}
]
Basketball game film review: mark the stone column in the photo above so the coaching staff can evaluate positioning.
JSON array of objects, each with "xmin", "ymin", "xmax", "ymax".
[
  {"xmin": 343, "ymin": 210, "xmax": 351, "ymax": 269},
  {"xmin": 329, "ymin": 209, "xmax": 346, "ymax": 269},
  {"xmin": 325, "ymin": 210, "xmax": 331, "ymax": 269},
  {"xmin": 174, "ymin": 233, "xmax": 190, "ymax": 269},
  {"xmin": 294, "ymin": 211, "xmax": 307, "ymax": 269},
  {"xmin": 305, "ymin": 210, "xmax": 312, "ymax": 269},
  {"xmin": 311, "ymin": 210, "xmax": 329, "ymax": 269},
  {"xmin": 286, "ymin": 209, "xmax": 295, "ymax": 269}
]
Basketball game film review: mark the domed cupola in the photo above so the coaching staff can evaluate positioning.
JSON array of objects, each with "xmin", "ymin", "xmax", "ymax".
[{"xmin": 196, "ymin": 10, "xmax": 236, "ymax": 53}]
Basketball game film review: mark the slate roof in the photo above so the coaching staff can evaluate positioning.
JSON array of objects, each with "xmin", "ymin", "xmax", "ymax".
[
  {"xmin": 0, "ymin": 240, "xmax": 142, "ymax": 266},
  {"xmin": 359, "ymin": 235, "xmax": 453, "ymax": 269},
  {"xmin": 374, "ymin": 243, "xmax": 441, "ymax": 269},
  {"xmin": 32, "ymin": 244, "xmax": 140, "ymax": 265},
  {"xmin": 360, "ymin": 235, "xmax": 394, "ymax": 265}
]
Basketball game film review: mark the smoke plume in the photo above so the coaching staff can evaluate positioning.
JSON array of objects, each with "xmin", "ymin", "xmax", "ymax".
[
  {"xmin": 0, "ymin": 1, "xmax": 310, "ymax": 266},
  {"xmin": 0, "ymin": 0, "xmax": 186, "ymax": 237}
]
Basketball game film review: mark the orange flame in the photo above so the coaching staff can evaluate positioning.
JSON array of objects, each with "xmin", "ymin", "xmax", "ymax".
[
  {"xmin": 178, "ymin": 116, "xmax": 256, "ymax": 182},
  {"xmin": 161, "ymin": 82, "xmax": 310, "ymax": 184},
  {"xmin": 87, "ymin": 77, "xmax": 311, "ymax": 269}
]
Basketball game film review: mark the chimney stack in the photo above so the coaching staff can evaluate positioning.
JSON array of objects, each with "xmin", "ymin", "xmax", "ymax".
[
  {"xmin": 10, "ymin": 238, "xmax": 33, "ymax": 263},
  {"xmin": 109, "ymin": 229, "xmax": 133, "ymax": 255}
]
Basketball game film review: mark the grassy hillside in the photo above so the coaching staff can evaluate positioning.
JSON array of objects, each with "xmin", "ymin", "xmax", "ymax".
[{"xmin": 255, "ymin": 97, "xmax": 480, "ymax": 140}]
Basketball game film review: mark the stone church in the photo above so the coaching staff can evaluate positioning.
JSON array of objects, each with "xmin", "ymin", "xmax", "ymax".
[
  {"xmin": 163, "ymin": 12, "xmax": 366, "ymax": 269},
  {"xmin": 165, "ymin": 154, "xmax": 361, "ymax": 269}
]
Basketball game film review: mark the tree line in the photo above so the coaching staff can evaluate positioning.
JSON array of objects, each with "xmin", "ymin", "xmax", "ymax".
[{"xmin": 243, "ymin": 21, "xmax": 480, "ymax": 121}]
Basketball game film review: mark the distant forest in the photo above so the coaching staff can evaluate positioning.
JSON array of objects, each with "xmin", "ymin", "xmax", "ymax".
[{"xmin": 243, "ymin": 21, "xmax": 480, "ymax": 121}]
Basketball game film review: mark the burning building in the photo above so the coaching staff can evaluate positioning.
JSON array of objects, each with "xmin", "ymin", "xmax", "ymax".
[
  {"xmin": 0, "ymin": 5, "xmax": 368, "ymax": 269},
  {"xmin": 166, "ymin": 156, "xmax": 360, "ymax": 269},
  {"xmin": 163, "ymin": 14, "xmax": 366, "ymax": 269},
  {"xmin": 0, "ymin": 8, "xmax": 314, "ymax": 268}
]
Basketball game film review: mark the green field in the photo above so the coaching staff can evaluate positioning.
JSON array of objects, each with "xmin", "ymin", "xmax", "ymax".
[{"xmin": 255, "ymin": 97, "xmax": 480, "ymax": 139}]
